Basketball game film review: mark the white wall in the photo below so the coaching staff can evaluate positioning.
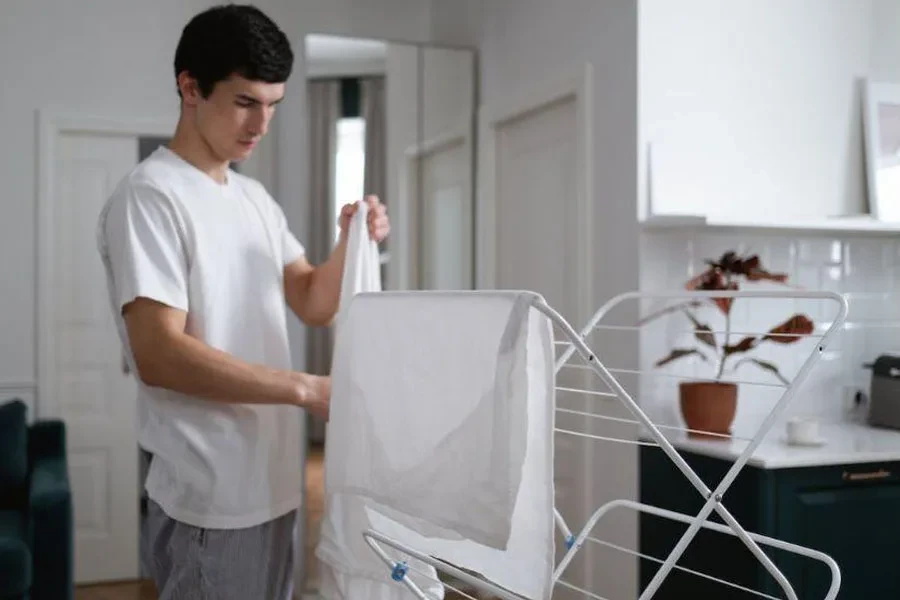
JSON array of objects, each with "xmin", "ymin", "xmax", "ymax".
[
  {"xmin": 479, "ymin": 1, "xmax": 640, "ymax": 597},
  {"xmin": 427, "ymin": 0, "xmax": 482, "ymax": 48},
  {"xmin": 639, "ymin": 0, "xmax": 875, "ymax": 222}
]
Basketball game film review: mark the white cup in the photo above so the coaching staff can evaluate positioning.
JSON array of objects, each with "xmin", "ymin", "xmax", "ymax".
[{"xmin": 786, "ymin": 418, "xmax": 821, "ymax": 446}]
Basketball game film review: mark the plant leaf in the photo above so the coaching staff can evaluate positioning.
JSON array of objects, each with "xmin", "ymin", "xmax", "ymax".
[
  {"xmin": 682, "ymin": 310, "xmax": 717, "ymax": 349},
  {"xmin": 765, "ymin": 314, "xmax": 815, "ymax": 344},
  {"xmin": 655, "ymin": 348, "xmax": 708, "ymax": 367},
  {"xmin": 724, "ymin": 336, "xmax": 757, "ymax": 355},
  {"xmin": 735, "ymin": 357, "xmax": 789, "ymax": 385}
]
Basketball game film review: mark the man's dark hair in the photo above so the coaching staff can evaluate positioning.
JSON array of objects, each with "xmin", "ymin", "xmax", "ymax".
[{"xmin": 174, "ymin": 4, "xmax": 293, "ymax": 98}]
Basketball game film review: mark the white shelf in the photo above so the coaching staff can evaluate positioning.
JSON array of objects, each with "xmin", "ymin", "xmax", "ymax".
[{"xmin": 641, "ymin": 214, "xmax": 900, "ymax": 235}]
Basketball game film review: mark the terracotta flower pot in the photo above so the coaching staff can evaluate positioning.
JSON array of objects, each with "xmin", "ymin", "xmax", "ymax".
[{"xmin": 679, "ymin": 381, "xmax": 737, "ymax": 439}]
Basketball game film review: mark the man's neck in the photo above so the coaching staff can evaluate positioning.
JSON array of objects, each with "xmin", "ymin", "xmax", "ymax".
[{"xmin": 167, "ymin": 118, "xmax": 230, "ymax": 184}]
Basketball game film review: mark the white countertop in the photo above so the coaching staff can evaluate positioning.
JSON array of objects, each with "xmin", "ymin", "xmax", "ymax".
[{"xmin": 643, "ymin": 421, "xmax": 900, "ymax": 469}]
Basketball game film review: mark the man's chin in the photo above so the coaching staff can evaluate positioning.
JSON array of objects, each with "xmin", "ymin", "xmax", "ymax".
[{"xmin": 229, "ymin": 146, "xmax": 254, "ymax": 163}]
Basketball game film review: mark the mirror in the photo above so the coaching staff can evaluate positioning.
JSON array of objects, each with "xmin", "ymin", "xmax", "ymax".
[
  {"xmin": 301, "ymin": 33, "xmax": 477, "ymax": 594},
  {"xmin": 303, "ymin": 34, "xmax": 476, "ymax": 292}
]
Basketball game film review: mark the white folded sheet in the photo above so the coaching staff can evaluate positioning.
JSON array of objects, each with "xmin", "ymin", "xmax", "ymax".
[{"xmin": 317, "ymin": 290, "xmax": 556, "ymax": 599}]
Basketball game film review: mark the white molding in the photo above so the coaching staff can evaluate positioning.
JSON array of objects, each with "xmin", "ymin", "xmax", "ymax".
[
  {"xmin": 36, "ymin": 110, "xmax": 174, "ymax": 420},
  {"xmin": 393, "ymin": 117, "xmax": 474, "ymax": 290},
  {"xmin": 0, "ymin": 380, "xmax": 37, "ymax": 391}
]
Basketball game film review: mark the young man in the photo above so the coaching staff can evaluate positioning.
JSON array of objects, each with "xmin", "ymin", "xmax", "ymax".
[{"xmin": 95, "ymin": 4, "xmax": 389, "ymax": 598}]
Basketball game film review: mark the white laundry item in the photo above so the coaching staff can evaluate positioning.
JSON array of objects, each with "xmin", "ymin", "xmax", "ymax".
[
  {"xmin": 335, "ymin": 201, "xmax": 382, "ymax": 326},
  {"xmin": 319, "ymin": 290, "xmax": 556, "ymax": 600},
  {"xmin": 316, "ymin": 202, "xmax": 444, "ymax": 599}
]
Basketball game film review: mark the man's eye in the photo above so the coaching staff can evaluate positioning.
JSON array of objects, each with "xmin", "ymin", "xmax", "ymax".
[{"xmin": 236, "ymin": 101, "xmax": 254, "ymax": 108}]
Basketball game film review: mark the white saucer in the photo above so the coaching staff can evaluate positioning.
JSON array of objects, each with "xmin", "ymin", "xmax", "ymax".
[{"xmin": 782, "ymin": 436, "xmax": 826, "ymax": 448}]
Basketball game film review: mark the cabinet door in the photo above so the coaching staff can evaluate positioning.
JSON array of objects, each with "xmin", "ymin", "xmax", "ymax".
[
  {"xmin": 639, "ymin": 447, "xmax": 775, "ymax": 599},
  {"xmin": 775, "ymin": 463, "xmax": 900, "ymax": 599}
]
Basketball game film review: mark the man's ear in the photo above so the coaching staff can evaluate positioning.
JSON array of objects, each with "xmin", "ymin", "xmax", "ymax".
[{"xmin": 176, "ymin": 71, "xmax": 202, "ymax": 106}]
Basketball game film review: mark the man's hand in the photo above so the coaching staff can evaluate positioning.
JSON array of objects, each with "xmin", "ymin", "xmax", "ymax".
[
  {"xmin": 294, "ymin": 373, "xmax": 331, "ymax": 420},
  {"xmin": 338, "ymin": 195, "xmax": 390, "ymax": 242}
]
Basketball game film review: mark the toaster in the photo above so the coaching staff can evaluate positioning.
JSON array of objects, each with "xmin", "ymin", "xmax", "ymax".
[{"xmin": 867, "ymin": 354, "xmax": 900, "ymax": 430}]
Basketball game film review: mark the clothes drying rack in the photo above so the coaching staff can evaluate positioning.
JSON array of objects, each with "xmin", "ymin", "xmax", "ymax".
[{"xmin": 359, "ymin": 289, "xmax": 849, "ymax": 600}]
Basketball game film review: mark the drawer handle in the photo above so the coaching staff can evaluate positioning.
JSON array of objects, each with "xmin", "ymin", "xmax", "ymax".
[{"xmin": 843, "ymin": 469, "xmax": 891, "ymax": 481}]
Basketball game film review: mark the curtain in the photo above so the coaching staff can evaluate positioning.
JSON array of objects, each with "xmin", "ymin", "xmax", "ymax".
[
  {"xmin": 361, "ymin": 76, "xmax": 388, "ymax": 283},
  {"xmin": 305, "ymin": 79, "xmax": 340, "ymax": 444},
  {"xmin": 361, "ymin": 77, "xmax": 386, "ymax": 203}
]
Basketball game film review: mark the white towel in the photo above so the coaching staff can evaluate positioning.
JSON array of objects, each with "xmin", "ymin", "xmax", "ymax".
[
  {"xmin": 319, "ymin": 289, "xmax": 556, "ymax": 599},
  {"xmin": 317, "ymin": 203, "xmax": 444, "ymax": 599}
]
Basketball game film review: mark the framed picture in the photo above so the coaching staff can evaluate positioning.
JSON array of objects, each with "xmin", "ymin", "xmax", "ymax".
[{"xmin": 863, "ymin": 80, "xmax": 900, "ymax": 222}]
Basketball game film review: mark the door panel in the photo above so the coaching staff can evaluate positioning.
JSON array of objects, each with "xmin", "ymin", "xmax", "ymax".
[
  {"xmin": 777, "ymin": 469, "xmax": 900, "ymax": 599},
  {"xmin": 421, "ymin": 137, "xmax": 471, "ymax": 289},
  {"xmin": 55, "ymin": 131, "xmax": 140, "ymax": 582},
  {"xmin": 494, "ymin": 95, "xmax": 592, "ymax": 597}
]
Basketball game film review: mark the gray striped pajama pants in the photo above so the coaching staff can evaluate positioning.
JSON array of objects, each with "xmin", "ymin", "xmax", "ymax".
[{"xmin": 147, "ymin": 498, "xmax": 297, "ymax": 599}]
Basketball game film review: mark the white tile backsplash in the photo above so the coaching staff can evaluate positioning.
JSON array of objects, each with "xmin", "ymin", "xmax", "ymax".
[{"xmin": 639, "ymin": 230, "xmax": 900, "ymax": 436}]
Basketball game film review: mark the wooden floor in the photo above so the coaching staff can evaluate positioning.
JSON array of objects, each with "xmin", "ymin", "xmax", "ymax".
[{"xmin": 75, "ymin": 580, "xmax": 157, "ymax": 600}]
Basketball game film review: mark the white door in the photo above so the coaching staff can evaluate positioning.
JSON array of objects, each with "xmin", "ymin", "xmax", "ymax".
[
  {"xmin": 420, "ymin": 135, "xmax": 472, "ymax": 289},
  {"xmin": 50, "ymin": 131, "xmax": 140, "ymax": 583},
  {"xmin": 485, "ymin": 77, "xmax": 637, "ymax": 599},
  {"xmin": 493, "ymin": 96, "xmax": 593, "ymax": 600}
]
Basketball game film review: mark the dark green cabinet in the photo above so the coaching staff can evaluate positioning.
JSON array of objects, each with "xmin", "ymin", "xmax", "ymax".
[{"xmin": 639, "ymin": 446, "xmax": 900, "ymax": 599}]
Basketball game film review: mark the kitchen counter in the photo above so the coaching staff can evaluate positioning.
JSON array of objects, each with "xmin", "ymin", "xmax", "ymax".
[{"xmin": 643, "ymin": 420, "xmax": 900, "ymax": 469}]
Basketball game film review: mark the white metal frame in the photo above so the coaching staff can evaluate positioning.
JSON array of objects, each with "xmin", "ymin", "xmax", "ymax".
[{"xmin": 358, "ymin": 289, "xmax": 848, "ymax": 599}]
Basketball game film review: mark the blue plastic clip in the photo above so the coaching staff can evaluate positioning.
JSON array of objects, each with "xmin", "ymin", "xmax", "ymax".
[
  {"xmin": 391, "ymin": 561, "xmax": 409, "ymax": 581},
  {"xmin": 565, "ymin": 535, "xmax": 577, "ymax": 550}
]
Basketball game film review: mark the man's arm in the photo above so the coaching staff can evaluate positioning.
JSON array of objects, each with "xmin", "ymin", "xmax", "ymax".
[
  {"xmin": 124, "ymin": 297, "xmax": 330, "ymax": 418},
  {"xmin": 283, "ymin": 236, "xmax": 348, "ymax": 327},
  {"xmin": 283, "ymin": 196, "xmax": 389, "ymax": 326}
]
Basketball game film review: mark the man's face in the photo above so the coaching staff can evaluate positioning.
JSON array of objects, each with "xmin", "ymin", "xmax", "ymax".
[{"xmin": 181, "ymin": 73, "xmax": 285, "ymax": 163}]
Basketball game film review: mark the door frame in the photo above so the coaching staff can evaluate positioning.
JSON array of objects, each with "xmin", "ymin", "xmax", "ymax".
[{"xmin": 36, "ymin": 110, "xmax": 174, "ymax": 419}]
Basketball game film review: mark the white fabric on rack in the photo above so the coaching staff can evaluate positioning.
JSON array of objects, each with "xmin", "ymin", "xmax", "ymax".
[
  {"xmin": 317, "ymin": 202, "xmax": 443, "ymax": 599},
  {"xmin": 318, "ymin": 289, "xmax": 556, "ymax": 600}
]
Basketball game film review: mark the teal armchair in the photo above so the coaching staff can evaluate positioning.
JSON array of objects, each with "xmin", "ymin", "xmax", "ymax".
[{"xmin": 0, "ymin": 399, "xmax": 73, "ymax": 600}]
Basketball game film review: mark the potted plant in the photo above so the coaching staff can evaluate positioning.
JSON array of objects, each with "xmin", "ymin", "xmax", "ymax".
[{"xmin": 642, "ymin": 251, "xmax": 814, "ymax": 439}]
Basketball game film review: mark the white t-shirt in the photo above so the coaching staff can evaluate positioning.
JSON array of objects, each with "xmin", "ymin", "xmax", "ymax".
[{"xmin": 96, "ymin": 146, "xmax": 306, "ymax": 529}]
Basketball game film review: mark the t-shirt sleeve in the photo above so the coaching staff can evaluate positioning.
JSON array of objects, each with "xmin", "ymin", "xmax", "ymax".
[
  {"xmin": 101, "ymin": 182, "xmax": 190, "ymax": 314},
  {"xmin": 265, "ymin": 189, "xmax": 306, "ymax": 266},
  {"xmin": 281, "ymin": 218, "xmax": 306, "ymax": 266}
]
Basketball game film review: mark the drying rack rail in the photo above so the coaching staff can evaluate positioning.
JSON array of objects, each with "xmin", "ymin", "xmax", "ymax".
[{"xmin": 361, "ymin": 289, "xmax": 849, "ymax": 599}]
